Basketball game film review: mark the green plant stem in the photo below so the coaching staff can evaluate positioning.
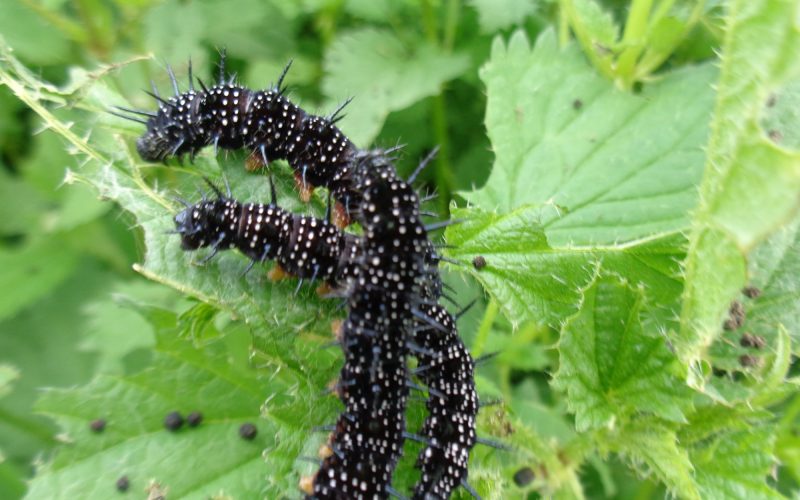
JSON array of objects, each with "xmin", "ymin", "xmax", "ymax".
[
  {"xmin": 420, "ymin": 0, "xmax": 456, "ymax": 213},
  {"xmin": 442, "ymin": 0, "xmax": 460, "ymax": 51},
  {"xmin": 636, "ymin": 0, "xmax": 707, "ymax": 79},
  {"xmin": 559, "ymin": 0, "xmax": 615, "ymax": 80},
  {"xmin": 472, "ymin": 298, "xmax": 499, "ymax": 358},
  {"xmin": 616, "ymin": 0, "xmax": 654, "ymax": 86}
]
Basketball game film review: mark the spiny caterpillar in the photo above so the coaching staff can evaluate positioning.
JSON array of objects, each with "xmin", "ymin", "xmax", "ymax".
[
  {"xmin": 171, "ymin": 179, "xmax": 481, "ymax": 498},
  {"xmin": 119, "ymin": 56, "xmax": 361, "ymax": 227},
  {"xmin": 118, "ymin": 55, "xmax": 485, "ymax": 499}
]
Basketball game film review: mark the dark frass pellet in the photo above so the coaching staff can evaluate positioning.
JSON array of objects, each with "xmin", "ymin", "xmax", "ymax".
[
  {"xmin": 739, "ymin": 354, "xmax": 760, "ymax": 368},
  {"xmin": 513, "ymin": 466, "xmax": 535, "ymax": 487},
  {"xmin": 472, "ymin": 256, "xmax": 486, "ymax": 270},
  {"xmin": 740, "ymin": 332, "xmax": 766, "ymax": 349},
  {"xmin": 116, "ymin": 475, "xmax": 130, "ymax": 492},
  {"xmin": 90, "ymin": 418, "xmax": 106, "ymax": 433},
  {"xmin": 239, "ymin": 422, "xmax": 258, "ymax": 440},
  {"xmin": 742, "ymin": 286, "xmax": 762, "ymax": 299},
  {"xmin": 572, "ymin": 99, "xmax": 583, "ymax": 110},
  {"xmin": 723, "ymin": 300, "xmax": 746, "ymax": 331},
  {"xmin": 163, "ymin": 411, "xmax": 184, "ymax": 431},
  {"xmin": 187, "ymin": 411, "xmax": 203, "ymax": 427}
]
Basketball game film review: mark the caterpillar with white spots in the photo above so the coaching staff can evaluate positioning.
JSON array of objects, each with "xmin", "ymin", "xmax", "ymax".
[
  {"xmin": 171, "ymin": 180, "xmax": 478, "ymax": 499},
  {"xmin": 119, "ymin": 57, "xmax": 481, "ymax": 500}
]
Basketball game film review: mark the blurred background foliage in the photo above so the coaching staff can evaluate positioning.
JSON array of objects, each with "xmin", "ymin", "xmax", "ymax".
[{"xmin": 0, "ymin": 0, "xmax": 749, "ymax": 498}]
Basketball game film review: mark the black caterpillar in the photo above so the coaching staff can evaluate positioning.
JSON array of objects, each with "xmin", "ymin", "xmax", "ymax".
[
  {"xmin": 119, "ymin": 56, "xmax": 481, "ymax": 499},
  {"xmin": 173, "ymin": 182, "xmax": 479, "ymax": 499},
  {"xmin": 125, "ymin": 58, "xmax": 362, "ymax": 227}
]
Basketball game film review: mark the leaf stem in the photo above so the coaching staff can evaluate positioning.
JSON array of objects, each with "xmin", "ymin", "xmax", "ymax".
[
  {"xmin": 420, "ymin": 0, "xmax": 455, "ymax": 213},
  {"xmin": 472, "ymin": 298, "xmax": 498, "ymax": 358},
  {"xmin": 616, "ymin": 0, "xmax": 653, "ymax": 86}
]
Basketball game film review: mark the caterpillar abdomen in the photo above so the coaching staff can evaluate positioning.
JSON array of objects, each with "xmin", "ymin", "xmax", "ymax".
[
  {"xmin": 174, "ymin": 195, "xmax": 359, "ymax": 288},
  {"xmin": 412, "ymin": 304, "xmax": 477, "ymax": 499}
]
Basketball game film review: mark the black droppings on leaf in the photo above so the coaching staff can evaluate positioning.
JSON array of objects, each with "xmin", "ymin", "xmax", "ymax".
[
  {"xmin": 116, "ymin": 476, "xmax": 130, "ymax": 492},
  {"xmin": 163, "ymin": 411, "xmax": 184, "ymax": 431},
  {"xmin": 740, "ymin": 332, "xmax": 766, "ymax": 349},
  {"xmin": 723, "ymin": 301, "xmax": 746, "ymax": 331},
  {"xmin": 742, "ymin": 286, "xmax": 762, "ymax": 299},
  {"xmin": 712, "ymin": 367, "xmax": 729, "ymax": 378},
  {"xmin": 239, "ymin": 422, "xmax": 258, "ymax": 440},
  {"xmin": 472, "ymin": 255, "xmax": 486, "ymax": 270},
  {"xmin": 90, "ymin": 418, "xmax": 106, "ymax": 433},
  {"xmin": 186, "ymin": 411, "xmax": 203, "ymax": 427},
  {"xmin": 513, "ymin": 466, "xmax": 535, "ymax": 487},
  {"xmin": 739, "ymin": 354, "xmax": 760, "ymax": 368}
]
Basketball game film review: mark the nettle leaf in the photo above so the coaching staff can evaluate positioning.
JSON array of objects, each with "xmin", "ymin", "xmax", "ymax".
[
  {"xmin": 678, "ymin": 0, "xmax": 800, "ymax": 367},
  {"xmin": 560, "ymin": 0, "xmax": 620, "ymax": 78},
  {"xmin": 0, "ymin": 364, "xmax": 18, "ymax": 400},
  {"xmin": 497, "ymin": 409, "xmax": 585, "ymax": 498},
  {"xmin": 467, "ymin": 0, "xmax": 538, "ymax": 34},
  {"xmin": 28, "ymin": 309, "xmax": 332, "ymax": 499},
  {"xmin": 322, "ymin": 28, "xmax": 469, "ymax": 145},
  {"xmin": 447, "ymin": 29, "xmax": 715, "ymax": 326},
  {"xmin": 78, "ymin": 280, "xmax": 182, "ymax": 374},
  {"xmin": 553, "ymin": 273, "xmax": 691, "ymax": 431},
  {"xmin": 0, "ymin": 238, "xmax": 79, "ymax": 322},
  {"xmin": 691, "ymin": 427, "xmax": 782, "ymax": 500},
  {"xmin": 465, "ymin": 29, "xmax": 714, "ymax": 219},
  {"xmin": 745, "ymin": 215, "xmax": 800, "ymax": 352},
  {"xmin": 446, "ymin": 205, "xmax": 686, "ymax": 327},
  {"xmin": 608, "ymin": 418, "xmax": 698, "ymax": 499},
  {"xmin": 708, "ymin": 213, "xmax": 798, "ymax": 395}
]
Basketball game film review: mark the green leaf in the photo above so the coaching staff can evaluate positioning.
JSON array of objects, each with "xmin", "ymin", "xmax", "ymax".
[
  {"xmin": 553, "ymin": 273, "xmax": 692, "ymax": 431},
  {"xmin": 322, "ymin": 28, "xmax": 469, "ymax": 145},
  {"xmin": 446, "ymin": 205, "xmax": 685, "ymax": 327},
  {"xmin": 468, "ymin": 29, "xmax": 714, "ymax": 225},
  {"xmin": 142, "ymin": 0, "xmax": 294, "ymax": 65},
  {"xmin": 610, "ymin": 419, "xmax": 699, "ymax": 499},
  {"xmin": 78, "ymin": 280, "xmax": 183, "ymax": 374},
  {"xmin": 199, "ymin": 0, "xmax": 295, "ymax": 58},
  {"xmin": 747, "ymin": 215, "xmax": 800, "ymax": 353},
  {"xmin": 678, "ymin": 0, "xmax": 800, "ymax": 368},
  {"xmin": 691, "ymin": 428, "xmax": 782, "ymax": 500},
  {"xmin": 27, "ymin": 311, "xmax": 317, "ymax": 499},
  {"xmin": 559, "ymin": 0, "xmax": 619, "ymax": 78},
  {"xmin": 492, "ymin": 409, "xmax": 585, "ymax": 499},
  {"xmin": 0, "ymin": 266, "xmax": 113, "ymax": 477},
  {"xmin": 0, "ymin": 364, "xmax": 18, "ymax": 401},
  {"xmin": 0, "ymin": 169, "xmax": 47, "ymax": 236},
  {"xmin": 447, "ymin": 30, "xmax": 716, "ymax": 326},
  {"xmin": 0, "ymin": 238, "xmax": 78, "ymax": 322},
  {"xmin": 467, "ymin": 0, "xmax": 538, "ymax": 34},
  {"xmin": 761, "ymin": 79, "xmax": 800, "ymax": 149},
  {"xmin": 0, "ymin": 4, "xmax": 71, "ymax": 66}
]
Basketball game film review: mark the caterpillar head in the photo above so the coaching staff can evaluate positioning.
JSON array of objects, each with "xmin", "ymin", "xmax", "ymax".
[
  {"xmin": 173, "ymin": 196, "xmax": 239, "ymax": 251},
  {"xmin": 136, "ymin": 92, "xmax": 201, "ymax": 162}
]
